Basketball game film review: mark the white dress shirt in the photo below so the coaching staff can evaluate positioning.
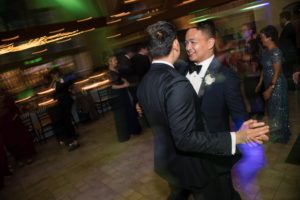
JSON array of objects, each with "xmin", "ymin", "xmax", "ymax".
[
  {"xmin": 186, "ymin": 55, "xmax": 236, "ymax": 154},
  {"xmin": 186, "ymin": 55, "xmax": 214, "ymax": 93}
]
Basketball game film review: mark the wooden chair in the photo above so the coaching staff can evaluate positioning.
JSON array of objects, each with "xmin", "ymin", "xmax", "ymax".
[
  {"xmin": 96, "ymin": 86, "xmax": 115, "ymax": 115},
  {"xmin": 20, "ymin": 112, "xmax": 42, "ymax": 143},
  {"xmin": 35, "ymin": 108, "xmax": 56, "ymax": 142}
]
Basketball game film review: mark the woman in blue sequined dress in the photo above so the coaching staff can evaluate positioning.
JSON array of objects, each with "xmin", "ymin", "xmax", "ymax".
[{"xmin": 256, "ymin": 25, "xmax": 291, "ymax": 143}]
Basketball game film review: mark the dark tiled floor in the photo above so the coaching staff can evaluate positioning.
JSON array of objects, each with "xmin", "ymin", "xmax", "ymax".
[{"xmin": 1, "ymin": 92, "xmax": 300, "ymax": 200}]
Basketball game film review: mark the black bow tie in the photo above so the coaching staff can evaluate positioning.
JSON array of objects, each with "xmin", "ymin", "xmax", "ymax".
[{"xmin": 188, "ymin": 63, "xmax": 202, "ymax": 74}]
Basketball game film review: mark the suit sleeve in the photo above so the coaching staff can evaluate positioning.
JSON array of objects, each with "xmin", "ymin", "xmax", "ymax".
[
  {"xmin": 224, "ymin": 70, "xmax": 248, "ymax": 129},
  {"xmin": 285, "ymin": 24, "xmax": 297, "ymax": 45},
  {"xmin": 166, "ymin": 79, "xmax": 232, "ymax": 156}
]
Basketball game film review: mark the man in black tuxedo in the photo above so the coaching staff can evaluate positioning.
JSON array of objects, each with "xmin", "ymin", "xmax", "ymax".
[
  {"xmin": 118, "ymin": 47, "xmax": 139, "ymax": 104},
  {"xmin": 131, "ymin": 43, "xmax": 151, "ymax": 82},
  {"xmin": 184, "ymin": 21, "xmax": 265, "ymax": 199},
  {"xmin": 279, "ymin": 11, "xmax": 298, "ymax": 89},
  {"xmin": 118, "ymin": 47, "xmax": 138, "ymax": 84},
  {"xmin": 130, "ymin": 44, "xmax": 151, "ymax": 106},
  {"xmin": 137, "ymin": 21, "xmax": 269, "ymax": 200}
]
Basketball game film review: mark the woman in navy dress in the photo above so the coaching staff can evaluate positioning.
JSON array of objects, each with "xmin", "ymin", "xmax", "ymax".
[{"xmin": 256, "ymin": 25, "xmax": 291, "ymax": 143}]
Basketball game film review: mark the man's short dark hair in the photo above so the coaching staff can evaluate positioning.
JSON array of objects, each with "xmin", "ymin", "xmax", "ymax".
[
  {"xmin": 260, "ymin": 25, "xmax": 279, "ymax": 43},
  {"xmin": 194, "ymin": 20, "xmax": 217, "ymax": 38},
  {"xmin": 280, "ymin": 11, "xmax": 291, "ymax": 20},
  {"xmin": 146, "ymin": 21, "xmax": 177, "ymax": 58}
]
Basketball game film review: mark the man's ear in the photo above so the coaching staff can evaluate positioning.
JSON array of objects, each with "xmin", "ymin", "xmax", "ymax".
[
  {"xmin": 172, "ymin": 39, "xmax": 180, "ymax": 52},
  {"xmin": 208, "ymin": 38, "xmax": 216, "ymax": 50}
]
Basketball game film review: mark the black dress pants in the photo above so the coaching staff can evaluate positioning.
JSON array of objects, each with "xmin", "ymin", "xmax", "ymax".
[{"xmin": 168, "ymin": 173, "xmax": 241, "ymax": 200}]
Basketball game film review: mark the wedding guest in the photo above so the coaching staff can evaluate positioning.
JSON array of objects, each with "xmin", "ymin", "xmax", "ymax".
[
  {"xmin": 256, "ymin": 25, "xmax": 291, "ymax": 143},
  {"xmin": 0, "ymin": 89, "xmax": 35, "ymax": 166},
  {"xmin": 279, "ymin": 11, "xmax": 298, "ymax": 89},
  {"xmin": 49, "ymin": 69, "xmax": 79, "ymax": 151},
  {"xmin": 107, "ymin": 55, "xmax": 142, "ymax": 142}
]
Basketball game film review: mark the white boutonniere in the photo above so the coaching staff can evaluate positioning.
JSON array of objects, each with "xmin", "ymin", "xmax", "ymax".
[{"xmin": 204, "ymin": 74, "xmax": 215, "ymax": 85}]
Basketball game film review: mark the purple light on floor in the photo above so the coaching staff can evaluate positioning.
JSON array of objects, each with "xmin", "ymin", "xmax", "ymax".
[{"xmin": 233, "ymin": 143, "xmax": 266, "ymax": 197}]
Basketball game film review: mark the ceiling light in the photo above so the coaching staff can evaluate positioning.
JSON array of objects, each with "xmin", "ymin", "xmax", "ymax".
[
  {"xmin": 0, "ymin": 30, "xmax": 88, "ymax": 55},
  {"xmin": 49, "ymin": 28, "xmax": 65, "ymax": 34},
  {"xmin": 1, "ymin": 35, "xmax": 20, "ymax": 42},
  {"xmin": 82, "ymin": 28, "xmax": 96, "ymax": 32},
  {"xmin": 89, "ymin": 72, "xmax": 106, "ymax": 79},
  {"xmin": 190, "ymin": 16, "xmax": 216, "ymax": 24},
  {"xmin": 175, "ymin": 0, "xmax": 196, "ymax": 7},
  {"xmin": 38, "ymin": 99, "xmax": 57, "ymax": 107},
  {"xmin": 124, "ymin": 0, "xmax": 139, "ymax": 4},
  {"xmin": 136, "ymin": 15, "xmax": 152, "ymax": 21},
  {"xmin": 240, "ymin": 2, "xmax": 269, "ymax": 11},
  {"xmin": 74, "ymin": 78, "xmax": 90, "ymax": 85},
  {"xmin": 37, "ymin": 88, "xmax": 55, "ymax": 95},
  {"xmin": 15, "ymin": 96, "xmax": 32, "ymax": 103},
  {"xmin": 56, "ymin": 38, "xmax": 72, "ymax": 44},
  {"xmin": 106, "ymin": 19, "xmax": 122, "ymax": 25},
  {"xmin": 110, "ymin": 12, "xmax": 131, "ymax": 18},
  {"xmin": 106, "ymin": 33, "xmax": 122, "ymax": 39},
  {"xmin": 77, "ymin": 17, "xmax": 93, "ymax": 22},
  {"xmin": 32, "ymin": 48, "xmax": 48, "ymax": 55},
  {"xmin": 81, "ymin": 79, "xmax": 110, "ymax": 91}
]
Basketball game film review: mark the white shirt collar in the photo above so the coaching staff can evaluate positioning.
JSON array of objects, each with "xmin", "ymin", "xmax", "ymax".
[
  {"xmin": 195, "ymin": 55, "xmax": 214, "ymax": 67},
  {"xmin": 152, "ymin": 60, "xmax": 175, "ymax": 68},
  {"xmin": 125, "ymin": 54, "xmax": 130, "ymax": 59},
  {"xmin": 186, "ymin": 55, "xmax": 214, "ymax": 93},
  {"xmin": 285, "ymin": 21, "xmax": 291, "ymax": 26}
]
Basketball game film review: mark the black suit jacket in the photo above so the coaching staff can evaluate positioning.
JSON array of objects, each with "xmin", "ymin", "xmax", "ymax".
[
  {"xmin": 118, "ymin": 55, "xmax": 138, "ymax": 83},
  {"xmin": 131, "ymin": 53, "xmax": 151, "ymax": 81},
  {"xmin": 184, "ymin": 58, "xmax": 248, "ymax": 173},
  {"xmin": 137, "ymin": 63, "xmax": 233, "ymax": 190},
  {"xmin": 279, "ymin": 22, "xmax": 298, "ymax": 61},
  {"xmin": 54, "ymin": 77, "xmax": 74, "ymax": 108}
]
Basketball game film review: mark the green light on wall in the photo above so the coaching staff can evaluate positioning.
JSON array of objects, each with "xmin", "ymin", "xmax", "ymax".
[
  {"xmin": 17, "ymin": 88, "xmax": 34, "ymax": 100},
  {"xmin": 54, "ymin": 0, "xmax": 98, "ymax": 17},
  {"xmin": 24, "ymin": 57, "xmax": 43, "ymax": 65},
  {"xmin": 55, "ymin": 0, "xmax": 84, "ymax": 11},
  {"xmin": 31, "ymin": 0, "xmax": 102, "ymax": 19}
]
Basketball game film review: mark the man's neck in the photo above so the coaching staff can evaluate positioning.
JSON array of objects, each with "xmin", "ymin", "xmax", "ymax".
[
  {"xmin": 194, "ymin": 54, "xmax": 214, "ymax": 65},
  {"xmin": 153, "ymin": 57, "xmax": 174, "ymax": 64}
]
